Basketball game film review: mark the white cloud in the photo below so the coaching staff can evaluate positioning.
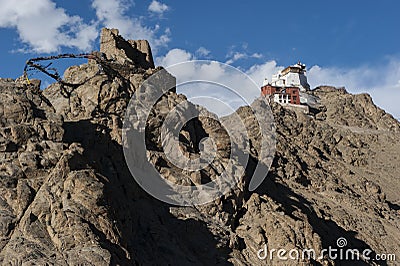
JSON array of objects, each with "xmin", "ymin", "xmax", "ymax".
[
  {"xmin": 226, "ymin": 52, "xmax": 246, "ymax": 64},
  {"xmin": 148, "ymin": 0, "xmax": 169, "ymax": 14},
  {"xmin": 156, "ymin": 48, "xmax": 281, "ymax": 90},
  {"xmin": 251, "ymin": 53, "xmax": 263, "ymax": 59},
  {"xmin": 92, "ymin": 0, "xmax": 170, "ymax": 51},
  {"xmin": 226, "ymin": 51, "xmax": 264, "ymax": 64},
  {"xmin": 169, "ymin": 60, "xmax": 259, "ymax": 116},
  {"xmin": 308, "ymin": 65, "xmax": 377, "ymax": 91},
  {"xmin": 245, "ymin": 61, "xmax": 283, "ymax": 87},
  {"xmin": 155, "ymin": 48, "xmax": 193, "ymax": 67},
  {"xmin": 156, "ymin": 48, "xmax": 280, "ymax": 116},
  {"xmin": 307, "ymin": 60, "xmax": 400, "ymax": 119},
  {"xmin": 0, "ymin": 0, "xmax": 170, "ymax": 53},
  {"xmin": 195, "ymin": 47, "xmax": 211, "ymax": 58},
  {"xmin": 0, "ymin": 0, "xmax": 97, "ymax": 53},
  {"xmin": 225, "ymin": 43, "xmax": 264, "ymax": 64}
]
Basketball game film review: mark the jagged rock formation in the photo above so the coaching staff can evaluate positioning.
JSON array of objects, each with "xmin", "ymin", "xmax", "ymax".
[
  {"xmin": 100, "ymin": 28, "xmax": 154, "ymax": 69},
  {"xmin": 0, "ymin": 28, "xmax": 399, "ymax": 265}
]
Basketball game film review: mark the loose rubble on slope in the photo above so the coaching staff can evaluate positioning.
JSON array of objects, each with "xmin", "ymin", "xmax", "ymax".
[{"xmin": 0, "ymin": 28, "xmax": 399, "ymax": 265}]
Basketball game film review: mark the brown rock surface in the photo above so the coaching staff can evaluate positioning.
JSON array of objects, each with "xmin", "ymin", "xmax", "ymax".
[{"xmin": 0, "ymin": 29, "xmax": 399, "ymax": 265}]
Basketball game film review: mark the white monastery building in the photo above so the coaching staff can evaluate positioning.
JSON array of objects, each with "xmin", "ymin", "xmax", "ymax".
[{"xmin": 263, "ymin": 62, "xmax": 310, "ymax": 92}]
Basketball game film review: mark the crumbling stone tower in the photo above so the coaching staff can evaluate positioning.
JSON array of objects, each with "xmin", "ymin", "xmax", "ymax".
[{"xmin": 100, "ymin": 28, "xmax": 155, "ymax": 69}]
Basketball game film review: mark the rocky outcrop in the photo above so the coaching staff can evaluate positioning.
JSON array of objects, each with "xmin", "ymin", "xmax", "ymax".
[
  {"xmin": 0, "ymin": 28, "xmax": 399, "ymax": 265},
  {"xmin": 100, "ymin": 28, "xmax": 154, "ymax": 69}
]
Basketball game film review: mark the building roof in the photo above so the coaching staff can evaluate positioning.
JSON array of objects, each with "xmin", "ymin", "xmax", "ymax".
[{"xmin": 280, "ymin": 62, "xmax": 306, "ymax": 76}]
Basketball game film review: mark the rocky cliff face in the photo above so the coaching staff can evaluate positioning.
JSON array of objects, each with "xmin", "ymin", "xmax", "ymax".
[{"xmin": 0, "ymin": 29, "xmax": 399, "ymax": 265}]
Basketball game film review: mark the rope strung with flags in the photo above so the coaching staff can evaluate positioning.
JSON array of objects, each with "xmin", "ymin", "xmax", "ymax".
[{"xmin": 23, "ymin": 52, "xmax": 107, "ymax": 98}]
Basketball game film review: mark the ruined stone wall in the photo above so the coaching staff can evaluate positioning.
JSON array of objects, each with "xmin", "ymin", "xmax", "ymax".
[{"xmin": 100, "ymin": 28, "xmax": 154, "ymax": 69}]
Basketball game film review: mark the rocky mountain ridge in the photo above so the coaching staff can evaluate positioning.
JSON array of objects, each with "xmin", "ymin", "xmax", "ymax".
[{"xmin": 0, "ymin": 28, "xmax": 399, "ymax": 265}]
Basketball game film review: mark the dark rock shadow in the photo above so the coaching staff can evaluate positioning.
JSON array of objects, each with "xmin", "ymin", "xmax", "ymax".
[
  {"xmin": 386, "ymin": 201, "xmax": 400, "ymax": 211},
  {"xmin": 62, "ymin": 120, "xmax": 233, "ymax": 265},
  {"xmin": 114, "ymin": 33, "xmax": 154, "ymax": 70}
]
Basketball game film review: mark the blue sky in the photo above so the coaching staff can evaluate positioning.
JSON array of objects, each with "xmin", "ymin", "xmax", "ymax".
[{"xmin": 0, "ymin": 0, "xmax": 399, "ymax": 118}]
